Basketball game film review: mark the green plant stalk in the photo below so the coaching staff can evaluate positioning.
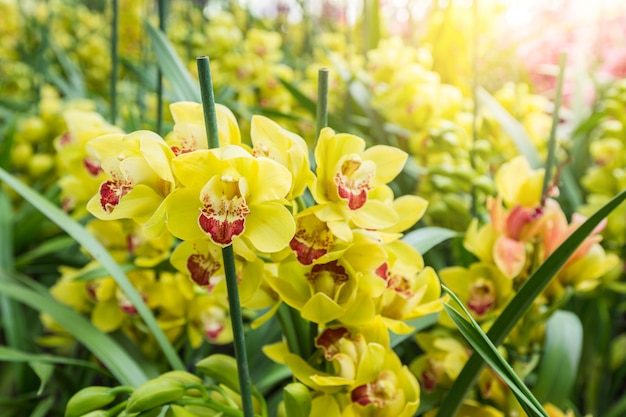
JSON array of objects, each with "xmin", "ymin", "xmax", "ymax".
[
  {"xmin": 541, "ymin": 53, "xmax": 566, "ymax": 205},
  {"xmin": 110, "ymin": 0, "xmax": 119, "ymax": 124},
  {"xmin": 221, "ymin": 245, "xmax": 255, "ymax": 417},
  {"xmin": 315, "ymin": 68, "xmax": 329, "ymax": 141},
  {"xmin": 156, "ymin": 0, "xmax": 167, "ymax": 134},
  {"xmin": 196, "ymin": 56, "xmax": 255, "ymax": 417},
  {"xmin": 276, "ymin": 303, "xmax": 302, "ymax": 358},
  {"xmin": 436, "ymin": 188, "xmax": 626, "ymax": 417}
]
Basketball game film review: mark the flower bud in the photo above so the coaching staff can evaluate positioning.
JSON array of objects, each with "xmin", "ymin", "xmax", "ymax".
[
  {"xmin": 126, "ymin": 378, "xmax": 186, "ymax": 413},
  {"xmin": 282, "ymin": 382, "xmax": 311, "ymax": 417},
  {"xmin": 64, "ymin": 386, "xmax": 116, "ymax": 417},
  {"xmin": 195, "ymin": 354, "xmax": 240, "ymax": 393}
]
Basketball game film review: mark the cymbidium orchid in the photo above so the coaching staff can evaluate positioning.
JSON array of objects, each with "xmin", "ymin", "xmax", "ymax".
[
  {"xmin": 410, "ymin": 329, "xmax": 470, "ymax": 392},
  {"xmin": 163, "ymin": 145, "xmax": 295, "ymax": 252},
  {"xmin": 265, "ymin": 321, "xmax": 420, "ymax": 417},
  {"xmin": 311, "ymin": 127, "xmax": 407, "ymax": 231},
  {"xmin": 54, "ymin": 110, "xmax": 124, "ymax": 213},
  {"xmin": 86, "ymin": 219, "xmax": 173, "ymax": 267},
  {"xmin": 170, "ymin": 238, "xmax": 271, "ymax": 309},
  {"xmin": 265, "ymin": 256, "xmax": 362, "ymax": 324},
  {"xmin": 374, "ymin": 240, "xmax": 442, "ymax": 333},
  {"xmin": 86, "ymin": 130, "xmax": 176, "ymax": 224},
  {"xmin": 166, "ymin": 101, "xmax": 241, "ymax": 155},
  {"xmin": 249, "ymin": 115, "xmax": 315, "ymax": 201},
  {"xmin": 439, "ymin": 262, "xmax": 513, "ymax": 322}
]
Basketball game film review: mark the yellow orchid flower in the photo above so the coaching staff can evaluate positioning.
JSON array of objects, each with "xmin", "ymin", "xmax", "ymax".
[
  {"xmin": 187, "ymin": 292, "xmax": 233, "ymax": 347},
  {"xmin": 375, "ymin": 241, "xmax": 442, "ymax": 333},
  {"xmin": 311, "ymin": 127, "xmax": 407, "ymax": 230},
  {"xmin": 266, "ymin": 322, "xmax": 419, "ymax": 416},
  {"xmin": 250, "ymin": 115, "xmax": 315, "ymax": 201},
  {"xmin": 88, "ymin": 269, "xmax": 157, "ymax": 333},
  {"xmin": 439, "ymin": 263, "xmax": 513, "ymax": 323},
  {"xmin": 410, "ymin": 329, "xmax": 470, "ymax": 391},
  {"xmin": 86, "ymin": 218, "xmax": 173, "ymax": 267},
  {"xmin": 494, "ymin": 156, "xmax": 545, "ymax": 208},
  {"xmin": 167, "ymin": 101, "xmax": 240, "ymax": 155},
  {"xmin": 265, "ymin": 257, "xmax": 359, "ymax": 324},
  {"xmin": 170, "ymin": 238, "xmax": 271, "ymax": 309},
  {"xmin": 86, "ymin": 130, "xmax": 176, "ymax": 224},
  {"xmin": 54, "ymin": 110, "xmax": 124, "ymax": 213},
  {"xmin": 164, "ymin": 146, "xmax": 295, "ymax": 252}
]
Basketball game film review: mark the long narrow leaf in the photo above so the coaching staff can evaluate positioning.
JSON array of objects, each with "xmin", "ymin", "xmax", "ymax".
[
  {"xmin": 533, "ymin": 310, "xmax": 583, "ymax": 406},
  {"xmin": 402, "ymin": 227, "xmax": 460, "ymax": 254},
  {"xmin": 442, "ymin": 287, "xmax": 548, "ymax": 417},
  {"xmin": 0, "ymin": 167, "xmax": 185, "ymax": 371},
  {"xmin": 145, "ymin": 21, "xmax": 200, "ymax": 102},
  {"xmin": 541, "ymin": 54, "xmax": 566, "ymax": 203},
  {"xmin": 437, "ymin": 188, "xmax": 626, "ymax": 417},
  {"xmin": 0, "ymin": 345, "xmax": 108, "ymax": 375},
  {"xmin": 0, "ymin": 279, "xmax": 151, "ymax": 386}
]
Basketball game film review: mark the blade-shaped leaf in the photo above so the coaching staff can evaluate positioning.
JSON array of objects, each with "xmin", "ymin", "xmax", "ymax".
[
  {"xmin": 28, "ymin": 361, "xmax": 54, "ymax": 395},
  {"xmin": 0, "ymin": 279, "xmax": 152, "ymax": 386},
  {"xmin": 442, "ymin": 286, "xmax": 548, "ymax": 417},
  {"xmin": 402, "ymin": 227, "xmax": 460, "ymax": 254},
  {"xmin": 437, "ymin": 188, "xmax": 626, "ymax": 417},
  {"xmin": 0, "ymin": 167, "xmax": 185, "ymax": 371},
  {"xmin": 533, "ymin": 310, "xmax": 583, "ymax": 407},
  {"xmin": 145, "ymin": 21, "xmax": 201, "ymax": 102},
  {"xmin": 0, "ymin": 345, "xmax": 108, "ymax": 374}
]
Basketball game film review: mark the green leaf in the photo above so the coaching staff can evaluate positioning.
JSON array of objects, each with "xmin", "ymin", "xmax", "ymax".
[
  {"xmin": 27, "ymin": 396, "xmax": 54, "ymax": 417},
  {"xmin": 145, "ymin": 21, "xmax": 200, "ymax": 103},
  {"xmin": 0, "ymin": 167, "xmax": 185, "ymax": 372},
  {"xmin": 541, "ymin": 54, "xmax": 566, "ymax": 203},
  {"xmin": 0, "ymin": 345, "xmax": 108, "ymax": 374},
  {"xmin": 437, "ymin": 188, "xmax": 626, "ymax": 417},
  {"xmin": 477, "ymin": 87, "xmax": 541, "ymax": 168},
  {"xmin": 0, "ymin": 278, "xmax": 152, "ymax": 386},
  {"xmin": 402, "ymin": 227, "xmax": 460, "ymax": 254},
  {"xmin": 533, "ymin": 310, "xmax": 583, "ymax": 407},
  {"xmin": 14, "ymin": 236, "xmax": 77, "ymax": 268},
  {"xmin": 442, "ymin": 286, "xmax": 548, "ymax": 417},
  {"xmin": 28, "ymin": 361, "xmax": 54, "ymax": 395}
]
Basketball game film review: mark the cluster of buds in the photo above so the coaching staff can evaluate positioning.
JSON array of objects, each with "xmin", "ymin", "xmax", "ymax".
[{"xmin": 65, "ymin": 355, "xmax": 261, "ymax": 417}]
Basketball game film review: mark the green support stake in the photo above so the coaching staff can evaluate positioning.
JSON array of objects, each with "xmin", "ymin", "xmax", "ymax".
[{"xmin": 196, "ymin": 56, "xmax": 255, "ymax": 417}]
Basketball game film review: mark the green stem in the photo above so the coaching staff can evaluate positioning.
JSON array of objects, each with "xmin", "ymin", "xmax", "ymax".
[
  {"xmin": 315, "ymin": 68, "xmax": 329, "ymax": 141},
  {"xmin": 541, "ymin": 53, "xmax": 566, "ymax": 206},
  {"xmin": 156, "ymin": 0, "xmax": 168, "ymax": 134},
  {"xmin": 196, "ymin": 58, "xmax": 254, "ymax": 417},
  {"xmin": 110, "ymin": 0, "xmax": 119, "ymax": 124},
  {"xmin": 222, "ymin": 245, "xmax": 255, "ymax": 417},
  {"xmin": 197, "ymin": 57, "xmax": 220, "ymax": 148},
  {"xmin": 276, "ymin": 303, "xmax": 302, "ymax": 358}
]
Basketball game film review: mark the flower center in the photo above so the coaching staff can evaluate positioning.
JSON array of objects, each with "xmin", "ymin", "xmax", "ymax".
[
  {"xmin": 467, "ymin": 279, "xmax": 496, "ymax": 316},
  {"xmin": 186, "ymin": 251, "xmax": 222, "ymax": 289},
  {"xmin": 351, "ymin": 370, "xmax": 398, "ymax": 407},
  {"xmin": 98, "ymin": 176, "xmax": 133, "ymax": 213},
  {"xmin": 307, "ymin": 261, "xmax": 349, "ymax": 300},
  {"xmin": 290, "ymin": 214, "xmax": 334, "ymax": 265},
  {"xmin": 334, "ymin": 155, "xmax": 374, "ymax": 210},
  {"xmin": 198, "ymin": 176, "xmax": 250, "ymax": 246}
]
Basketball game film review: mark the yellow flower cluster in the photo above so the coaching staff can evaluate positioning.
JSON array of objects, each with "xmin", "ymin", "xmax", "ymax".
[{"xmin": 46, "ymin": 100, "xmax": 442, "ymax": 410}]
